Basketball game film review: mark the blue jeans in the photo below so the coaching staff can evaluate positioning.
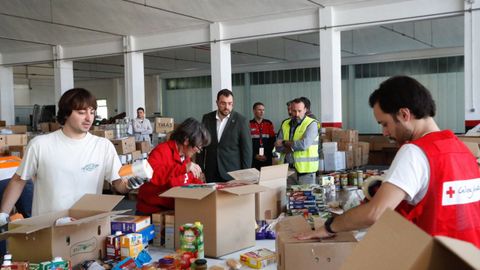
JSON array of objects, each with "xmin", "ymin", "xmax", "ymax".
[{"xmin": 0, "ymin": 179, "xmax": 33, "ymax": 256}]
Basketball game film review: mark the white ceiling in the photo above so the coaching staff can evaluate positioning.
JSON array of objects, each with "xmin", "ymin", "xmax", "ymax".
[{"xmin": 0, "ymin": 0, "xmax": 466, "ymax": 81}]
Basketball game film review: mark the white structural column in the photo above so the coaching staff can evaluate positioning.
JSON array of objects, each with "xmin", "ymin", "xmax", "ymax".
[
  {"xmin": 153, "ymin": 75, "xmax": 163, "ymax": 115},
  {"xmin": 464, "ymin": 1, "xmax": 480, "ymax": 131},
  {"xmin": 210, "ymin": 22, "xmax": 232, "ymax": 110},
  {"xmin": 53, "ymin": 46, "xmax": 74, "ymax": 106},
  {"xmin": 0, "ymin": 66, "xmax": 15, "ymax": 124},
  {"xmin": 124, "ymin": 36, "xmax": 145, "ymax": 119},
  {"xmin": 113, "ymin": 78, "xmax": 124, "ymax": 116},
  {"xmin": 319, "ymin": 7, "xmax": 342, "ymax": 128}
]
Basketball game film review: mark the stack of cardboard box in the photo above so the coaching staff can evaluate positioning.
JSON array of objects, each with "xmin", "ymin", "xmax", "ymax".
[
  {"xmin": 358, "ymin": 135, "xmax": 398, "ymax": 165},
  {"xmin": 151, "ymin": 210, "xmax": 174, "ymax": 247},
  {"xmin": 164, "ymin": 213, "xmax": 175, "ymax": 250},
  {"xmin": 153, "ymin": 117, "xmax": 174, "ymax": 145},
  {"xmin": 322, "ymin": 128, "xmax": 368, "ymax": 170}
]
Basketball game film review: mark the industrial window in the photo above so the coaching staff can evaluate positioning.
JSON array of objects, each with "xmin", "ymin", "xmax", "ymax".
[{"xmin": 96, "ymin": 99, "xmax": 108, "ymax": 120}]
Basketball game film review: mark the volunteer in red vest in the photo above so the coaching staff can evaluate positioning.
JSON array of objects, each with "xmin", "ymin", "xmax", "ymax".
[
  {"xmin": 297, "ymin": 76, "xmax": 480, "ymax": 248},
  {"xmin": 136, "ymin": 117, "xmax": 211, "ymax": 215}
]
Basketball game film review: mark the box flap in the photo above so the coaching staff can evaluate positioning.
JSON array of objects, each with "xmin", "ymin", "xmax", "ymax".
[
  {"xmin": 160, "ymin": 186, "xmax": 215, "ymax": 200},
  {"xmin": 71, "ymin": 194, "xmax": 124, "ymax": 211},
  {"xmin": 340, "ymin": 209, "xmax": 432, "ymax": 270},
  {"xmin": 276, "ymin": 215, "xmax": 357, "ymax": 244},
  {"xmin": 219, "ymin": 184, "xmax": 267, "ymax": 195},
  {"xmin": 56, "ymin": 210, "xmax": 128, "ymax": 227},
  {"xmin": 0, "ymin": 223, "xmax": 52, "ymax": 240},
  {"xmin": 227, "ymin": 168, "xmax": 259, "ymax": 182},
  {"xmin": 461, "ymin": 141, "xmax": 480, "ymax": 157},
  {"xmin": 276, "ymin": 215, "xmax": 311, "ymax": 233},
  {"xmin": 259, "ymin": 164, "xmax": 288, "ymax": 183},
  {"xmin": 434, "ymin": 236, "xmax": 480, "ymax": 269}
]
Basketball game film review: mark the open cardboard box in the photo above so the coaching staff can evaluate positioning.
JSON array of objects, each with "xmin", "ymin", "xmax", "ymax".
[
  {"xmin": 276, "ymin": 215, "xmax": 358, "ymax": 270},
  {"xmin": 160, "ymin": 183, "xmax": 267, "ymax": 257},
  {"xmin": 340, "ymin": 209, "xmax": 480, "ymax": 270},
  {"xmin": 228, "ymin": 164, "xmax": 289, "ymax": 220},
  {"xmin": 0, "ymin": 194, "xmax": 125, "ymax": 266}
]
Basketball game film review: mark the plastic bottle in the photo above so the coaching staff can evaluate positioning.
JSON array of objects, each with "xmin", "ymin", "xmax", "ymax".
[{"xmin": 194, "ymin": 221, "xmax": 204, "ymax": 259}]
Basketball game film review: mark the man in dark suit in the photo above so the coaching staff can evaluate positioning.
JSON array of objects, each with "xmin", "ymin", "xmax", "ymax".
[{"xmin": 197, "ymin": 89, "xmax": 252, "ymax": 182}]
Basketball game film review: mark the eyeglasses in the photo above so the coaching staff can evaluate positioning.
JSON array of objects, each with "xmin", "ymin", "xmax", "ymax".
[{"xmin": 193, "ymin": 145, "xmax": 203, "ymax": 153}]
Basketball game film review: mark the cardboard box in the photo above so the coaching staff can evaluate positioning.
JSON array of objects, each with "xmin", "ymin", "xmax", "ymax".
[
  {"xmin": 160, "ymin": 184, "xmax": 267, "ymax": 257},
  {"xmin": 49, "ymin": 122, "xmax": 61, "ymax": 132},
  {"xmin": 136, "ymin": 141, "xmax": 151, "ymax": 153},
  {"xmin": 0, "ymin": 194, "xmax": 125, "ymax": 266},
  {"xmin": 358, "ymin": 142, "xmax": 370, "ymax": 165},
  {"xmin": 92, "ymin": 130, "xmax": 115, "ymax": 140},
  {"xmin": 0, "ymin": 135, "xmax": 5, "ymax": 147},
  {"xmin": 131, "ymin": 150, "xmax": 142, "ymax": 161},
  {"xmin": 111, "ymin": 215, "xmax": 151, "ymax": 234},
  {"xmin": 155, "ymin": 117, "xmax": 174, "ymax": 134},
  {"xmin": 332, "ymin": 129, "xmax": 358, "ymax": 143},
  {"xmin": 340, "ymin": 209, "xmax": 480, "ymax": 270},
  {"xmin": 323, "ymin": 151, "xmax": 346, "ymax": 172},
  {"xmin": 8, "ymin": 145, "xmax": 26, "ymax": 158},
  {"xmin": 276, "ymin": 215, "xmax": 357, "ymax": 270},
  {"xmin": 111, "ymin": 137, "xmax": 136, "ymax": 154},
  {"xmin": 358, "ymin": 135, "xmax": 398, "ymax": 151},
  {"xmin": 458, "ymin": 136, "xmax": 480, "ymax": 158},
  {"xmin": 39, "ymin": 122, "xmax": 50, "ymax": 133},
  {"xmin": 4, "ymin": 125, "xmax": 28, "ymax": 134},
  {"xmin": 229, "ymin": 164, "xmax": 289, "ymax": 220},
  {"xmin": 323, "ymin": 127, "xmax": 342, "ymax": 141},
  {"xmin": 5, "ymin": 134, "xmax": 28, "ymax": 146}
]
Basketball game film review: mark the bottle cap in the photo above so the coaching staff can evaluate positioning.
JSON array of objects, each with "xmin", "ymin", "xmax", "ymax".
[{"xmin": 194, "ymin": 259, "xmax": 207, "ymax": 265}]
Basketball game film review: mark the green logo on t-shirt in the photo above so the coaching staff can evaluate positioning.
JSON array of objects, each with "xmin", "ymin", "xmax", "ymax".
[{"xmin": 82, "ymin": 163, "xmax": 99, "ymax": 172}]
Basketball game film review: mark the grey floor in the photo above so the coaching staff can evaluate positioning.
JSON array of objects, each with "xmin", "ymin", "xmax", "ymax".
[{"xmin": 112, "ymin": 196, "xmax": 136, "ymax": 215}]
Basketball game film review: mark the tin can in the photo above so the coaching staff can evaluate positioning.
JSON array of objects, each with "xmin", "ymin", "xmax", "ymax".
[
  {"xmin": 348, "ymin": 171, "xmax": 357, "ymax": 187},
  {"xmin": 357, "ymin": 170, "xmax": 364, "ymax": 188},
  {"xmin": 340, "ymin": 173, "xmax": 348, "ymax": 188},
  {"xmin": 333, "ymin": 174, "xmax": 341, "ymax": 191}
]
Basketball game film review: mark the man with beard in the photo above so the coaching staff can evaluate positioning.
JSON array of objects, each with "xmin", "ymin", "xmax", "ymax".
[
  {"xmin": 198, "ymin": 89, "xmax": 252, "ymax": 182},
  {"xmin": 275, "ymin": 98, "xmax": 319, "ymax": 185},
  {"xmin": 296, "ymin": 76, "xmax": 480, "ymax": 249}
]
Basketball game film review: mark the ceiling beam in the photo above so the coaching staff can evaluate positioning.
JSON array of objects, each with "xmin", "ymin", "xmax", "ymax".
[{"xmin": 0, "ymin": 0, "xmax": 468, "ymax": 66}]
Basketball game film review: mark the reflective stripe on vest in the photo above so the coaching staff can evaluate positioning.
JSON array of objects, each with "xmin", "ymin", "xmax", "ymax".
[{"xmin": 281, "ymin": 116, "xmax": 319, "ymax": 173}]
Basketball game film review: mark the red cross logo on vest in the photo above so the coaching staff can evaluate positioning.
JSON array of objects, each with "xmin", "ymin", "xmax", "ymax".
[{"xmin": 446, "ymin": 186, "xmax": 455, "ymax": 198}]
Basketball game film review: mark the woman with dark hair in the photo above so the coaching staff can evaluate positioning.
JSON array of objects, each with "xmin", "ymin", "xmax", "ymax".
[{"xmin": 136, "ymin": 117, "xmax": 211, "ymax": 214}]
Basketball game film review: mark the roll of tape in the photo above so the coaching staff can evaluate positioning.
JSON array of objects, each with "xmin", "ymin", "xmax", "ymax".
[{"xmin": 362, "ymin": 175, "xmax": 385, "ymax": 200}]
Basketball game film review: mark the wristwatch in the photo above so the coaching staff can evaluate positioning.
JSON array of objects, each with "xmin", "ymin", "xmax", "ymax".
[{"xmin": 324, "ymin": 216, "xmax": 336, "ymax": 234}]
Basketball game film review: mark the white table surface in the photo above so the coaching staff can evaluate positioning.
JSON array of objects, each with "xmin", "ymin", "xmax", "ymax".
[{"xmin": 147, "ymin": 239, "xmax": 277, "ymax": 269}]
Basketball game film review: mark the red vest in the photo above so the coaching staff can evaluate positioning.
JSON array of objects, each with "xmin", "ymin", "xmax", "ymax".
[{"xmin": 396, "ymin": 130, "xmax": 480, "ymax": 248}]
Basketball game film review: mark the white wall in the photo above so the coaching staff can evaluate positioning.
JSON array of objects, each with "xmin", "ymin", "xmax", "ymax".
[
  {"xmin": 14, "ymin": 84, "xmax": 31, "ymax": 105},
  {"xmin": 76, "ymin": 79, "xmax": 116, "ymax": 117}
]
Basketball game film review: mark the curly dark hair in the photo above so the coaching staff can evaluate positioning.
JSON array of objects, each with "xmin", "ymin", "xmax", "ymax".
[
  {"xmin": 56, "ymin": 88, "xmax": 97, "ymax": 125},
  {"xmin": 369, "ymin": 75, "xmax": 436, "ymax": 119},
  {"xmin": 170, "ymin": 117, "xmax": 211, "ymax": 148}
]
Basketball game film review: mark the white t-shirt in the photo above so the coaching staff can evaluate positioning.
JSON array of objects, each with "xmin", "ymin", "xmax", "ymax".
[
  {"xmin": 384, "ymin": 144, "xmax": 430, "ymax": 204},
  {"xmin": 16, "ymin": 129, "xmax": 122, "ymax": 216}
]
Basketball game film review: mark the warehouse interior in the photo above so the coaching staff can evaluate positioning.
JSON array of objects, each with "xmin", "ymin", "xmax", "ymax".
[{"xmin": 0, "ymin": 0, "xmax": 479, "ymax": 269}]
